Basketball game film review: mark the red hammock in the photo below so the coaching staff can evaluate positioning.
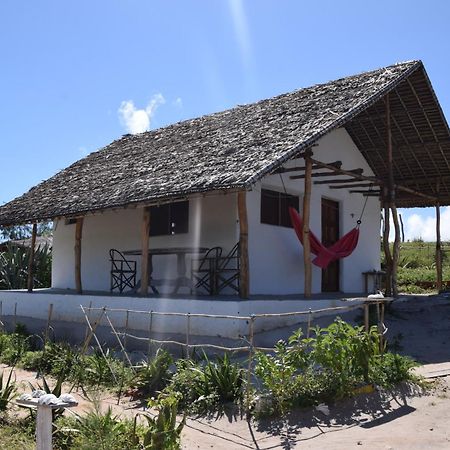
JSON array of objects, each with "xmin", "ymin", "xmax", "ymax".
[{"xmin": 289, "ymin": 207, "xmax": 360, "ymax": 269}]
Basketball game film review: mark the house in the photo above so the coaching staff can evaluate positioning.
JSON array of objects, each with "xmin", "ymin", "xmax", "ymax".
[{"xmin": 0, "ymin": 60, "xmax": 449, "ymax": 339}]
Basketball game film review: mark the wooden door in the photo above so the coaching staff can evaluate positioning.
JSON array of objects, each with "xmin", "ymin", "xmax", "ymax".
[{"xmin": 321, "ymin": 198, "xmax": 340, "ymax": 292}]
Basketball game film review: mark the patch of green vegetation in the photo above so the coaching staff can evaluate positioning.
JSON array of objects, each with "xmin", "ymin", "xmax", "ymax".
[
  {"xmin": 0, "ymin": 415, "xmax": 35, "ymax": 450},
  {"xmin": 382, "ymin": 240, "xmax": 450, "ymax": 293},
  {"xmin": 253, "ymin": 319, "xmax": 416, "ymax": 416}
]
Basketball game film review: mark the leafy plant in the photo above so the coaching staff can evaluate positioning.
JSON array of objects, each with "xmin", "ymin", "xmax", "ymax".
[
  {"xmin": 0, "ymin": 369, "xmax": 16, "ymax": 411},
  {"xmin": 163, "ymin": 353, "xmax": 244, "ymax": 413},
  {"xmin": 135, "ymin": 395, "xmax": 185, "ymax": 450},
  {"xmin": 133, "ymin": 349, "xmax": 173, "ymax": 396},
  {"xmin": 254, "ymin": 319, "xmax": 415, "ymax": 416},
  {"xmin": 0, "ymin": 242, "xmax": 51, "ymax": 290},
  {"xmin": 72, "ymin": 403, "xmax": 135, "ymax": 450}
]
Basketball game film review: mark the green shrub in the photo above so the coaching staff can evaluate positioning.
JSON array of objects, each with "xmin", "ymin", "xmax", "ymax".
[
  {"xmin": 163, "ymin": 353, "xmax": 244, "ymax": 413},
  {"xmin": 71, "ymin": 403, "xmax": 137, "ymax": 450},
  {"xmin": 137, "ymin": 396, "xmax": 185, "ymax": 450},
  {"xmin": 0, "ymin": 369, "xmax": 16, "ymax": 411},
  {"xmin": 253, "ymin": 318, "xmax": 416, "ymax": 416},
  {"xmin": 0, "ymin": 243, "xmax": 51, "ymax": 290},
  {"xmin": 133, "ymin": 349, "xmax": 173, "ymax": 396}
]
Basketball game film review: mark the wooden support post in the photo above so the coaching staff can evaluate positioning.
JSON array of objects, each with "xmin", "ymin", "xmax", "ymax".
[
  {"xmin": 75, "ymin": 218, "xmax": 84, "ymax": 294},
  {"xmin": 238, "ymin": 191, "xmax": 249, "ymax": 299},
  {"xmin": 436, "ymin": 200, "xmax": 443, "ymax": 292},
  {"xmin": 27, "ymin": 223, "xmax": 37, "ymax": 292},
  {"xmin": 382, "ymin": 194, "xmax": 393, "ymax": 296},
  {"xmin": 140, "ymin": 208, "xmax": 151, "ymax": 296},
  {"xmin": 391, "ymin": 203, "xmax": 401, "ymax": 297},
  {"xmin": 385, "ymin": 93, "xmax": 400, "ymax": 297},
  {"xmin": 303, "ymin": 151, "xmax": 313, "ymax": 298}
]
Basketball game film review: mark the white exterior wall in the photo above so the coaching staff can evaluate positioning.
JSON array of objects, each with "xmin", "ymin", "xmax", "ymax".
[
  {"xmin": 52, "ymin": 194, "xmax": 238, "ymax": 292},
  {"xmin": 0, "ymin": 290, "xmax": 359, "ymax": 338},
  {"xmin": 247, "ymin": 128, "xmax": 381, "ymax": 295}
]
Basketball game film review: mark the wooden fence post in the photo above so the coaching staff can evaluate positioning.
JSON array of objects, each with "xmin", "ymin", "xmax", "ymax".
[{"xmin": 436, "ymin": 200, "xmax": 442, "ymax": 292}]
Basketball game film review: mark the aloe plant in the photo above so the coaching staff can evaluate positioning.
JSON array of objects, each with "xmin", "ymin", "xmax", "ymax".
[
  {"xmin": 138, "ymin": 396, "xmax": 185, "ymax": 450},
  {"xmin": 0, "ymin": 242, "xmax": 51, "ymax": 290},
  {"xmin": 0, "ymin": 369, "xmax": 16, "ymax": 411}
]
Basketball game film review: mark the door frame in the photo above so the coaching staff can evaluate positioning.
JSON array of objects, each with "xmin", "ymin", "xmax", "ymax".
[{"xmin": 321, "ymin": 197, "xmax": 341, "ymax": 292}]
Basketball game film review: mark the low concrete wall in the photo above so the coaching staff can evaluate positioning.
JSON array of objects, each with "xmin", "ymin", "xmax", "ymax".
[{"xmin": 0, "ymin": 289, "xmax": 362, "ymax": 340}]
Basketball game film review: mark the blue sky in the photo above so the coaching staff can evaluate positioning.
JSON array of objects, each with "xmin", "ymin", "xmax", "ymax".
[{"xmin": 1, "ymin": 0, "xmax": 449, "ymax": 240}]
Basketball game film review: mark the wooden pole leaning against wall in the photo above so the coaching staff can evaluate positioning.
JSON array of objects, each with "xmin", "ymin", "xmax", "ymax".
[
  {"xmin": 302, "ymin": 150, "xmax": 313, "ymax": 298},
  {"xmin": 238, "ymin": 190, "xmax": 250, "ymax": 299},
  {"xmin": 27, "ymin": 223, "xmax": 37, "ymax": 292},
  {"xmin": 141, "ymin": 207, "xmax": 151, "ymax": 296},
  {"xmin": 75, "ymin": 218, "xmax": 84, "ymax": 294}
]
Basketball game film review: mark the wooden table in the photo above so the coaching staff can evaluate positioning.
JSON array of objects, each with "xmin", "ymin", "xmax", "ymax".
[{"xmin": 124, "ymin": 247, "xmax": 208, "ymax": 294}]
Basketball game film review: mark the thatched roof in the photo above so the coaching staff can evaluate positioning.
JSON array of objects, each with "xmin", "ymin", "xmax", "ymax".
[{"xmin": 1, "ymin": 60, "xmax": 449, "ymax": 225}]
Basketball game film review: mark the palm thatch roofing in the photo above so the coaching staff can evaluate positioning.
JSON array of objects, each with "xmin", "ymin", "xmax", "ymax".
[{"xmin": 1, "ymin": 60, "xmax": 449, "ymax": 226}]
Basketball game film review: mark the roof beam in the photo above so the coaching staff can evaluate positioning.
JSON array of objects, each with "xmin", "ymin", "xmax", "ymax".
[
  {"xmin": 274, "ymin": 161, "xmax": 342, "ymax": 174},
  {"xmin": 291, "ymin": 168, "xmax": 364, "ymax": 180},
  {"xmin": 407, "ymin": 78, "xmax": 450, "ymax": 171},
  {"xmin": 307, "ymin": 159, "xmax": 383, "ymax": 184},
  {"xmin": 314, "ymin": 178, "xmax": 368, "ymax": 185},
  {"xmin": 329, "ymin": 183, "xmax": 376, "ymax": 189},
  {"xmin": 350, "ymin": 190, "xmax": 381, "ymax": 194}
]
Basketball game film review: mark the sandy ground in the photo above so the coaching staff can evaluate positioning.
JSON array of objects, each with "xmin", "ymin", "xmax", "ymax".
[{"xmin": 2, "ymin": 294, "xmax": 450, "ymax": 449}]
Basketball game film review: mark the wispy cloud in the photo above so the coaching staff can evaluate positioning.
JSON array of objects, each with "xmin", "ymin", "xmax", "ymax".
[
  {"xmin": 229, "ymin": 0, "xmax": 252, "ymax": 65},
  {"xmin": 173, "ymin": 97, "xmax": 183, "ymax": 109},
  {"xmin": 228, "ymin": 0, "xmax": 257, "ymax": 96},
  {"xmin": 402, "ymin": 207, "xmax": 450, "ymax": 241},
  {"xmin": 118, "ymin": 93, "xmax": 165, "ymax": 134}
]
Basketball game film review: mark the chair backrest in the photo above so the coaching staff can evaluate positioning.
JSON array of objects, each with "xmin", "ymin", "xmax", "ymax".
[
  {"xmin": 217, "ymin": 243, "xmax": 239, "ymax": 270},
  {"xmin": 198, "ymin": 246, "xmax": 222, "ymax": 270},
  {"xmin": 110, "ymin": 249, "xmax": 134, "ymax": 272}
]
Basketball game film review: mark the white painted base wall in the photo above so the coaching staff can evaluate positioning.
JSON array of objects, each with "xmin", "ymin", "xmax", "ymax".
[{"xmin": 0, "ymin": 290, "xmax": 360, "ymax": 339}]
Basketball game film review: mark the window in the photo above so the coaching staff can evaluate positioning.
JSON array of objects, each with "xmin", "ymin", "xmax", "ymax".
[
  {"xmin": 150, "ymin": 201, "xmax": 189, "ymax": 236},
  {"xmin": 260, "ymin": 189, "xmax": 299, "ymax": 228}
]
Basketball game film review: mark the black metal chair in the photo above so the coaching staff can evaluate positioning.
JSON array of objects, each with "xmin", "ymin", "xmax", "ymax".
[
  {"xmin": 109, "ymin": 249, "xmax": 137, "ymax": 293},
  {"xmin": 216, "ymin": 243, "xmax": 240, "ymax": 294},
  {"xmin": 190, "ymin": 247, "xmax": 222, "ymax": 295}
]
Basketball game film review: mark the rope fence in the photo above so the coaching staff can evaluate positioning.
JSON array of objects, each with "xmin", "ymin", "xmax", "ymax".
[{"xmin": 79, "ymin": 300, "xmax": 389, "ymax": 359}]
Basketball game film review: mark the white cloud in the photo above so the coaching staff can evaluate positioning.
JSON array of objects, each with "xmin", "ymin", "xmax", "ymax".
[
  {"xmin": 118, "ymin": 93, "xmax": 165, "ymax": 134},
  {"xmin": 173, "ymin": 97, "xmax": 183, "ymax": 108},
  {"xmin": 399, "ymin": 207, "xmax": 450, "ymax": 241}
]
